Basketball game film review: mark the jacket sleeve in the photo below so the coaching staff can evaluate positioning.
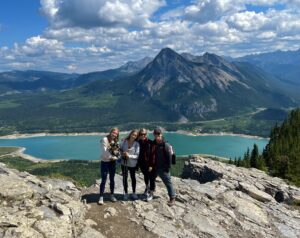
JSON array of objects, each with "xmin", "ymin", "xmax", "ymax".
[
  {"xmin": 128, "ymin": 142, "xmax": 140, "ymax": 159},
  {"xmin": 100, "ymin": 137, "xmax": 113, "ymax": 160},
  {"xmin": 148, "ymin": 143, "xmax": 155, "ymax": 167}
]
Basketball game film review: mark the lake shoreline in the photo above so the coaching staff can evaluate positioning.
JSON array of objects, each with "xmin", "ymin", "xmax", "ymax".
[
  {"xmin": 0, "ymin": 130, "xmax": 268, "ymax": 139},
  {"xmin": 3, "ymin": 146, "xmax": 229, "ymax": 164},
  {"xmin": 2, "ymin": 146, "xmax": 61, "ymax": 163}
]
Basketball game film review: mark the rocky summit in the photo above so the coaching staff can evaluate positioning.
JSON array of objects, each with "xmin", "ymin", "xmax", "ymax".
[
  {"xmin": 1, "ymin": 158, "xmax": 300, "ymax": 238},
  {"xmin": 0, "ymin": 162, "xmax": 104, "ymax": 238}
]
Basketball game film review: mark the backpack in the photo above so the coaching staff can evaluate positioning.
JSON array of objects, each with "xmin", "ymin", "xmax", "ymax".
[
  {"xmin": 167, "ymin": 143, "xmax": 176, "ymax": 165},
  {"xmin": 172, "ymin": 153, "xmax": 176, "ymax": 165}
]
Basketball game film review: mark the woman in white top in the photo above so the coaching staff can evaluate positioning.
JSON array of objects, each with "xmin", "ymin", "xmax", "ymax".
[
  {"xmin": 121, "ymin": 129, "xmax": 140, "ymax": 200},
  {"xmin": 98, "ymin": 127, "xmax": 120, "ymax": 205}
]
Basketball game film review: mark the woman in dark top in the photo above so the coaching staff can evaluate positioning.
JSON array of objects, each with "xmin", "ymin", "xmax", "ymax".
[{"xmin": 137, "ymin": 128, "xmax": 153, "ymax": 200}]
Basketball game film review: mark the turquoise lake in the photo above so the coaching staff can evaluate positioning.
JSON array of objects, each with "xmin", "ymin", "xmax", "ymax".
[{"xmin": 0, "ymin": 133, "xmax": 268, "ymax": 161}]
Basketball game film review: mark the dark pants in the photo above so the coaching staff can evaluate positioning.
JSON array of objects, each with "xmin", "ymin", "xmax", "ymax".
[
  {"xmin": 121, "ymin": 165, "xmax": 136, "ymax": 194},
  {"xmin": 153, "ymin": 169, "xmax": 176, "ymax": 199},
  {"xmin": 100, "ymin": 161, "xmax": 116, "ymax": 196},
  {"xmin": 141, "ymin": 166, "xmax": 156, "ymax": 192}
]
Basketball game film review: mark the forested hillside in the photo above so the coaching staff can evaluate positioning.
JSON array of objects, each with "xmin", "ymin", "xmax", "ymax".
[
  {"xmin": 263, "ymin": 108, "xmax": 300, "ymax": 185},
  {"xmin": 234, "ymin": 108, "xmax": 300, "ymax": 186}
]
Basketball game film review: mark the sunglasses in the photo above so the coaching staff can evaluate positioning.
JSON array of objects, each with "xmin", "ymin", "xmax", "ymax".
[
  {"xmin": 154, "ymin": 133, "xmax": 161, "ymax": 136},
  {"xmin": 139, "ymin": 133, "xmax": 147, "ymax": 136}
]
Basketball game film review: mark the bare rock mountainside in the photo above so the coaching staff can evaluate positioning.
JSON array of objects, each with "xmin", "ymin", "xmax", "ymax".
[{"xmin": 1, "ymin": 157, "xmax": 300, "ymax": 238}]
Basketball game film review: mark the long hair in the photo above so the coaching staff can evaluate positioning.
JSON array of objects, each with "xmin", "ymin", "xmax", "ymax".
[
  {"xmin": 126, "ymin": 129, "xmax": 139, "ymax": 141},
  {"xmin": 107, "ymin": 127, "xmax": 119, "ymax": 142}
]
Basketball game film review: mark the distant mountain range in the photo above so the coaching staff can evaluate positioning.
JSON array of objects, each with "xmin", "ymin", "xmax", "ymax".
[
  {"xmin": 236, "ymin": 49, "xmax": 300, "ymax": 85},
  {"xmin": 0, "ymin": 47, "xmax": 299, "ymax": 134}
]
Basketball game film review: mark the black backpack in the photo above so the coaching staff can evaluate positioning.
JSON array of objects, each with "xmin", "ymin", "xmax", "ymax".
[{"xmin": 172, "ymin": 154, "xmax": 176, "ymax": 165}]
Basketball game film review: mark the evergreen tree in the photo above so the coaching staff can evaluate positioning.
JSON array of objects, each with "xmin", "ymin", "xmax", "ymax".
[
  {"xmin": 250, "ymin": 144, "xmax": 259, "ymax": 168},
  {"xmin": 262, "ymin": 108, "xmax": 300, "ymax": 186},
  {"xmin": 243, "ymin": 148, "xmax": 250, "ymax": 168},
  {"xmin": 237, "ymin": 157, "xmax": 242, "ymax": 167},
  {"xmin": 257, "ymin": 155, "xmax": 266, "ymax": 171}
]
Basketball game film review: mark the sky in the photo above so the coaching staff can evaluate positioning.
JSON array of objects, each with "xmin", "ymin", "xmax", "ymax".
[{"xmin": 1, "ymin": 0, "xmax": 300, "ymax": 73}]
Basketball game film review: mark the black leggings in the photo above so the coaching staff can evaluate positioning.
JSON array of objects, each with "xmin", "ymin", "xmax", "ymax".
[
  {"xmin": 121, "ymin": 165, "xmax": 136, "ymax": 194},
  {"xmin": 140, "ymin": 165, "xmax": 156, "ymax": 192}
]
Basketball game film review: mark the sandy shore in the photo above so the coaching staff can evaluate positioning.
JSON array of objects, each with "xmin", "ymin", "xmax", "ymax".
[
  {"xmin": 0, "ymin": 130, "xmax": 268, "ymax": 140},
  {"xmin": 171, "ymin": 130, "xmax": 268, "ymax": 139},
  {"xmin": 0, "ymin": 132, "xmax": 106, "ymax": 139},
  {"xmin": 6, "ymin": 147, "xmax": 62, "ymax": 163}
]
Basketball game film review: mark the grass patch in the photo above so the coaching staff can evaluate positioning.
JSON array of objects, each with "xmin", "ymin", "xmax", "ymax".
[
  {"xmin": 47, "ymin": 93, "xmax": 119, "ymax": 109},
  {"xmin": 0, "ymin": 100, "xmax": 20, "ymax": 109},
  {"xmin": 0, "ymin": 146, "xmax": 19, "ymax": 156}
]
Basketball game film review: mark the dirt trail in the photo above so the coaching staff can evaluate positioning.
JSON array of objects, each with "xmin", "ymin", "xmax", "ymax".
[{"xmin": 82, "ymin": 188, "xmax": 157, "ymax": 238}]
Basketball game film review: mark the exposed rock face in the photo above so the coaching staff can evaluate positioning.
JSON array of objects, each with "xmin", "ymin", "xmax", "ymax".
[
  {"xmin": 0, "ymin": 162, "xmax": 104, "ymax": 238},
  {"xmin": 129, "ymin": 157, "xmax": 300, "ymax": 238},
  {"xmin": 1, "ymin": 157, "xmax": 300, "ymax": 238}
]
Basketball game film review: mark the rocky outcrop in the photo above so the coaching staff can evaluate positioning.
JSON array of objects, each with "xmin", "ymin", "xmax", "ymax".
[
  {"xmin": 0, "ymin": 162, "xmax": 104, "ymax": 238},
  {"xmin": 1, "ymin": 157, "xmax": 300, "ymax": 238},
  {"xmin": 128, "ymin": 157, "xmax": 300, "ymax": 238}
]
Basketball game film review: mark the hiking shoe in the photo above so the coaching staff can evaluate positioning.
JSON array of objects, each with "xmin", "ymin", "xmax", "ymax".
[
  {"xmin": 168, "ymin": 197, "xmax": 175, "ymax": 207},
  {"xmin": 131, "ymin": 193, "xmax": 138, "ymax": 200},
  {"xmin": 143, "ymin": 187, "xmax": 149, "ymax": 196},
  {"xmin": 146, "ymin": 192, "xmax": 153, "ymax": 202},
  {"xmin": 123, "ymin": 193, "xmax": 129, "ymax": 201},
  {"xmin": 110, "ymin": 194, "xmax": 117, "ymax": 202},
  {"xmin": 98, "ymin": 196, "xmax": 104, "ymax": 205}
]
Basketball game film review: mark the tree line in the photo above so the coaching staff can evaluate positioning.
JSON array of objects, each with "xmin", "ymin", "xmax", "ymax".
[{"xmin": 229, "ymin": 108, "xmax": 300, "ymax": 186}]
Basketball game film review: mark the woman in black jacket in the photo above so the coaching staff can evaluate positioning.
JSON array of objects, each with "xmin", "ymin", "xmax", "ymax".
[{"xmin": 137, "ymin": 128, "xmax": 153, "ymax": 199}]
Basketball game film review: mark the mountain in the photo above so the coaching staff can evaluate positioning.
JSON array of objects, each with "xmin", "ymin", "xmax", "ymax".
[
  {"xmin": 133, "ymin": 48, "xmax": 294, "ymax": 120},
  {"xmin": 0, "ymin": 57, "xmax": 152, "ymax": 93},
  {"xmin": 0, "ymin": 48, "xmax": 297, "ymax": 134},
  {"xmin": 0, "ymin": 70, "xmax": 79, "ymax": 92},
  {"xmin": 118, "ymin": 56, "xmax": 153, "ymax": 73},
  {"xmin": 73, "ymin": 57, "xmax": 153, "ymax": 87},
  {"xmin": 236, "ymin": 49, "xmax": 300, "ymax": 84}
]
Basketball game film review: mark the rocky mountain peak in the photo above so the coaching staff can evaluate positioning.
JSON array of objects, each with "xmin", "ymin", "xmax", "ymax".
[
  {"xmin": 150, "ymin": 47, "xmax": 188, "ymax": 69},
  {"xmin": 202, "ymin": 52, "xmax": 224, "ymax": 64},
  {"xmin": 119, "ymin": 57, "xmax": 153, "ymax": 73}
]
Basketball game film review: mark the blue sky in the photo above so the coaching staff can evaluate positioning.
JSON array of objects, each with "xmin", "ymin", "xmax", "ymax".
[{"xmin": 1, "ymin": 0, "xmax": 300, "ymax": 73}]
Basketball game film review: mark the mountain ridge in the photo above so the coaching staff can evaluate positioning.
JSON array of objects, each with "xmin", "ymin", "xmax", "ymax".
[{"xmin": 0, "ymin": 47, "xmax": 297, "ymax": 135}]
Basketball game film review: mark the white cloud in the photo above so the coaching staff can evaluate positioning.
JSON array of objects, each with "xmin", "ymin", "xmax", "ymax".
[
  {"xmin": 66, "ymin": 64, "xmax": 77, "ymax": 71},
  {"xmin": 40, "ymin": 0, "xmax": 166, "ymax": 29},
  {"xmin": 183, "ymin": 0, "xmax": 245, "ymax": 23},
  {"xmin": 226, "ymin": 11, "xmax": 270, "ymax": 32},
  {"xmin": 1, "ymin": 0, "xmax": 300, "ymax": 73}
]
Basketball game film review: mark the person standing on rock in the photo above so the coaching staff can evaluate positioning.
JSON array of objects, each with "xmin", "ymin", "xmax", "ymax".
[
  {"xmin": 121, "ymin": 129, "xmax": 140, "ymax": 201},
  {"xmin": 137, "ymin": 128, "xmax": 153, "ymax": 200},
  {"xmin": 98, "ymin": 127, "xmax": 120, "ymax": 205},
  {"xmin": 148, "ymin": 128, "xmax": 176, "ymax": 206}
]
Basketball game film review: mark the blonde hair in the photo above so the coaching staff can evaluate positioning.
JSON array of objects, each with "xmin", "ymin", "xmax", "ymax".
[
  {"xmin": 107, "ymin": 127, "xmax": 119, "ymax": 142},
  {"xmin": 138, "ymin": 128, "xmax": 147, "ymax": 136}
]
